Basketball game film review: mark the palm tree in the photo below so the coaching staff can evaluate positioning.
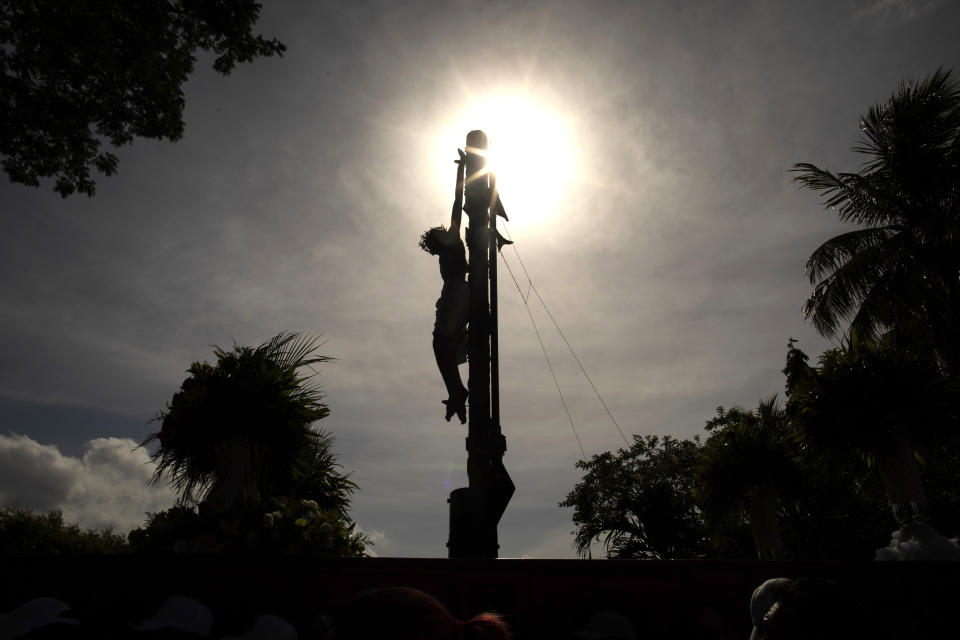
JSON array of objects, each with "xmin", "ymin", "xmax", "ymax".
[
  {"xmin": 696, "ymin": 397, "xmax": 802, "ymax": 559},
  {"xmin": 792, "ymin": 68, "xmax": 960, "ymax": 371},
  {"xmin": 142, "ymin": 332, "xmax": 355, "ymax": 513}
]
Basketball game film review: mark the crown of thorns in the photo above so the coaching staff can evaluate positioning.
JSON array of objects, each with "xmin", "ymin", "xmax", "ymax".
[{"xmin": 418, "ymin": 226, "xmax": 446, "ymax": 255}]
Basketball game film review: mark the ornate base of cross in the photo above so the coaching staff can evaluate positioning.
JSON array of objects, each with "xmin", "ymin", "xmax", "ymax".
[{"xmin": 447, "ymin": 434, "xmax": 514, "ymax": 558}]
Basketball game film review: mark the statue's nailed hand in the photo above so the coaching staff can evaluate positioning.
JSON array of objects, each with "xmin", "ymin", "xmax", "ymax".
[{"xmin": 455, "ymin": 148, "xmax": 466, "ymax": 164}]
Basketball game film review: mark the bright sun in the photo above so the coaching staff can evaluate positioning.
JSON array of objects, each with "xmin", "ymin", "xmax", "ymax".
[{"xmin": 440, "ymin": 95, "xmax": 576, "ymax": 231}]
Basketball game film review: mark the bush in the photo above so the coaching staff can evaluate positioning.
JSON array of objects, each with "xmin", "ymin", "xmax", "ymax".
[
  {"xmin": 0, "ymin": 506, "xmax": 128, "ymax": 553},
  {"xmin": 127, "ymin": 497, "xmax": 369, "ymax": 556}
]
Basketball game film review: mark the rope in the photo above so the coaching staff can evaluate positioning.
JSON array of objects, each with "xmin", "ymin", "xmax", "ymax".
[
  {"xmin": 500, "ymin": 222, "xmax": 631, "ymax": 448},
  {"xmin": 500, "ymin": 252, "xmax": 586, "ymax": 460},
  {"xmin": 501, "ymin": 244, "xmax": 528, "ymax": 303}
]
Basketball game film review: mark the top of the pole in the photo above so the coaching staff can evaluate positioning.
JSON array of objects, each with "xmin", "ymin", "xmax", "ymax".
[{"xmin": 466, "ymin": 130, "xmax": 488, "ymax": 155}]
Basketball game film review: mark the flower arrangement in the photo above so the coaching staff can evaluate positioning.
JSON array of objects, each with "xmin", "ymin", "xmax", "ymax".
[{"xmin": 128, "ymin": 497, "xmax": 369, "ymax": 556}]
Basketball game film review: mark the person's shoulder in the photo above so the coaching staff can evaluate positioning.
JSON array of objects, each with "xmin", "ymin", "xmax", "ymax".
[{"xmin": 439, "ymin": 237, "xmax": 464, "ymax": 254}]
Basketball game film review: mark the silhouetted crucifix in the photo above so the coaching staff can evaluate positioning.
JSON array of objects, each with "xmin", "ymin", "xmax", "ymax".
[{"xmin": 419, "ymin": 131, "xmax": 514, "ymax": 558}]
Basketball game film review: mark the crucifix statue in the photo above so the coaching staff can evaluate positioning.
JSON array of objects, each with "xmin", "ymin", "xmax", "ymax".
[
  {"xmin": 419, "ymin": 149, "xmax": 469, "ymax": 424},
  {"xmin": 420, "ymin": 131, "xmax": 515, "ymax": 558}
]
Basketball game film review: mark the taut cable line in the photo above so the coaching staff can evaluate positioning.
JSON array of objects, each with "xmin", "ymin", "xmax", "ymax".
[
  {"xmin": 499, "ymin": 222, "xmax": 631, "ymax": 449},
  {"xmin": 500, "ymin": 252, "xmax": 586, "ymax": 460}
]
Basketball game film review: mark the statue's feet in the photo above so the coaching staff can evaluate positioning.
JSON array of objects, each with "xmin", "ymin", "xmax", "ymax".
[
  {"xmin": 442, "ymin": 399, "xmax": 457, "ymax": 422},
  {"xmin": 443, "ymin": 389, "xmax": 468, "ymax": 424}
]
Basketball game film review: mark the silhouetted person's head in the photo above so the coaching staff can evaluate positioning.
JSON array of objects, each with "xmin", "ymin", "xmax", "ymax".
[
  {"xmin": 751, "ymin": 578, "xmax": 862, "ymax": 640},
  {"xmin": 329, "ymin": 587, "xmax": 510, "ymax": 640},
  {"xmin": 419, "ymin": 226, "xmax": 448, "ymax": 256},
  {"xmin": 421, "ymin": 226, "xmax": 466, "ymax": 282}
]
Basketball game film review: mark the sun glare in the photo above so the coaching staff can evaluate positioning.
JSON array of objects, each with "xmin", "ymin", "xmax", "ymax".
[{"xmin": 440, "ymin": 95, "xmax": 576, "ymax": 231}]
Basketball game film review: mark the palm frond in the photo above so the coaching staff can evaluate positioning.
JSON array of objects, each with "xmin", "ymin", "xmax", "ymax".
[
  {"xmin": 696, "ymin": 396, "xmax": 801, "ymax": 533},
  {"xmin": 795, "ymin": 69, "xmax": 960, "ymax": 347},
  {"xmin": 847, "ymin": 267, "xmax": 924, "ymax": 343},
  {"xmin": 791, "ymin": 165, "xmax": 901, "ymax": 227},
  {"xmin": 855, "ymin": 68, "xmax": 960, "ymax": 211},
  {"xmin": 803, "ymin": 230, "xmax": 915, "ymax": 338},
  {"xmin": 262, "ymin": 331, "xmax": 331, "ymax": 370},
  {"xmin": 143, "ymin": 331, "xmax": 345, "ymax": 509},
  {"xmin": 804, "ymin": 226, "xmax": 899, "ymax": 283},
  {"xmin": 755, "ymin": 395, "xmax": 784, "ymax": 429},
  {"xmin": 803, "ymin": 253, "xmax": 886, "ymax": 337}
]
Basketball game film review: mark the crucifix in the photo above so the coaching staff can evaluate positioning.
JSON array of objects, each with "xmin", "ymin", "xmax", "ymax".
[{"xmin": 440, "ymin": 130, "xmax": 515, "ymax": 558}]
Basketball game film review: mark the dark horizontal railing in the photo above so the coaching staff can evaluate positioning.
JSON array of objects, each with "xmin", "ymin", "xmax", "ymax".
[{"xmin": 2, "ymin": 556, "xmax": 956, "ymax": 638}]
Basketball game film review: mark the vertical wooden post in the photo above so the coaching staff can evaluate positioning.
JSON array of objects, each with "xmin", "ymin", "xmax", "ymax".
[
  {"xmin": 447, "ymin": 130, "xmax": 514, "ymax": 558},
  {"xmin": 490, "ymin": 177, "xmax": 500, "ymax": 433},
  {"xmin": 464, "ymin": 130, "xmax": 491, "ymax": 447}
]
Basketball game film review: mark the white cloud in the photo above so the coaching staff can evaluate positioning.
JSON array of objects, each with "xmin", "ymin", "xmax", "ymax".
[
  {"xmin": 0, "ymin": 433, "xmax": 80, "ymax": 510},
  {"xmin": 0, "ymin": 433, "xmax": 175, "ymax": 533},
  {"xmin": 357, "ymin": 525, "xmax": 392, "ymax": 557},
  {"xmin": 875, "ymin": 524, "xmax": 960, "ymax": 561}
]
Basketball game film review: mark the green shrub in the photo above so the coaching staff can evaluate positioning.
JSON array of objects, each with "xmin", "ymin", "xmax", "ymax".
[
  {"xmin": 127, "ymin": 497, "xmax": 369, "ymax": 556},
  {"xmin": 0, "ymin": 506, "xmax": 128, "ymax": 553}
]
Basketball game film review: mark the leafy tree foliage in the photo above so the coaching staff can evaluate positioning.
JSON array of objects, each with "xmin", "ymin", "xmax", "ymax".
[
  {"xmin": 784, "ymin": 335, "xmax": 957, "ymax": 467},
  {"xmin": 143, "ymin": 332, "xmax": 347, "ymax": 509},
  {"xmin": 0, "ymin": 0, "xmax": 285, "ymax": 196},
  {"xmin": 563, "ymin": 339, "xmax": 960, "ymax": 560},
  {"xmin": 918, "ymin": 439, "xmax": 960, "ymax": 539},
  {"xmin": 560, "ymin": 435, "xmax": 709, "ymax": 559},
  {"xmin": 135, "ymin": 332, "xmax": 368, "ymax": 556},
  {"xmin": 779, "ymin": 445, "xmax": 892, "ymax": 560},
  {"xmin": 127, "ymin": 506, "xmax": 203, "ymax": 554},
  {"xmin": 784, "ymin": 335, "xmax": 960, "ymax": 527},
  {"xmin": 793, "ymin": 68, "xmax": 960, "ymax": 371},
  {"xmin": 127, "ymin": 498, "xmax": 368, "ymax": 556},
  {"xmin": 0, "ymin": 507, "xmax": 127, "ymax": 553},
  {"xmin": 566, "ymin": 70, "xmax": 960, "ymax": 559},
  {"xmin": 287, "ymin": 429, "xmax": 359, "ymax": 521},
  {"xmin": 696, "ymin": 398, "xmax": 802, "ymax": 559}
]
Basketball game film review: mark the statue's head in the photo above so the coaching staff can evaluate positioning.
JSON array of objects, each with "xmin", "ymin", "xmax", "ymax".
[{"xmin": 418, "ymin": 226, "xmax": 447, "ymax": 255}]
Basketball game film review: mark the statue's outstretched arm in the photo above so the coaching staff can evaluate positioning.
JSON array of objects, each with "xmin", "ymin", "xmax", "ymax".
[{"xmin": 449, "ymin": 149, "xmax": 466, "ymax": 235}]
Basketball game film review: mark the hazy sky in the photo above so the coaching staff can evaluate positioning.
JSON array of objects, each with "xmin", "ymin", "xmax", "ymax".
[{"xmin": 2, "ymin": 0, "xmax": 958, "ymax": 557}]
